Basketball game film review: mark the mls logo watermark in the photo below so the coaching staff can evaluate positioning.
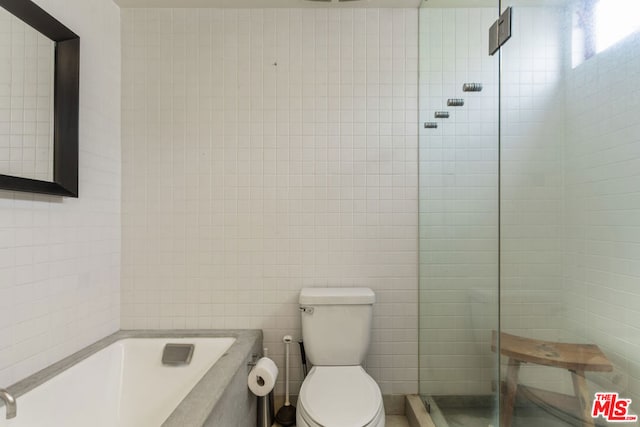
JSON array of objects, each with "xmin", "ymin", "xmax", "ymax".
[{"xmin": 591, "ymin": 393, "xmax": 638, "ymax": 423}]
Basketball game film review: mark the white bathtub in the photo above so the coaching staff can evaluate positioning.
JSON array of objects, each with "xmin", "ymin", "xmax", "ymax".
[{"xmin": 0, "ymin": 332, "xmax": 260, "ymax": 427}]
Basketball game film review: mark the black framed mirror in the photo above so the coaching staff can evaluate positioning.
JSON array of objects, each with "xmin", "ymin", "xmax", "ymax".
[{"xmin": 0, "ymin": 0, "xmax": 79, "ymax": 197}]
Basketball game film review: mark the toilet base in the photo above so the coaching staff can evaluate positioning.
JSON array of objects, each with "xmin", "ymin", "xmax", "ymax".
[{"xmin": 296, "ymin": 397, "xmax": 385, "ymax": 427}]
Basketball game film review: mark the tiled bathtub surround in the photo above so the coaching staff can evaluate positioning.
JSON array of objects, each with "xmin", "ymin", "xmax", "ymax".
[
  {"xmin": 0, "ymin": 0, "xmax": 121, "ymax": 386},
  {"xmin": 121, "ymin": 8, "xmax": 419, "ymax": 395}
]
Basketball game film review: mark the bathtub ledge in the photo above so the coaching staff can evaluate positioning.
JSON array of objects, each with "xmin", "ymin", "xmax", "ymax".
[{"xmin": 2, "ymin": 329, "xmax": 262, "ymax": 427}]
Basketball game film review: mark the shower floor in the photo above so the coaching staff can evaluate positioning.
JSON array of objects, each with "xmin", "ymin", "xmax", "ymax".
[
  {"xmin": 438, "ymin": 406, "xmax": 574, "ymax": 427},
  {"xmin": 426, "ymin": 395, "xmax": 594, "ymax": 427}
]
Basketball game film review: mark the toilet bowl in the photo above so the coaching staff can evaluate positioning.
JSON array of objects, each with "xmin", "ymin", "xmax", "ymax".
[
  {"xmin": 296, "ymin": 366, "xmax": 385, "ymax": 427},
  {"xmin": 297, "ymin": 288, "xmax": 385, "ymax": 427}
]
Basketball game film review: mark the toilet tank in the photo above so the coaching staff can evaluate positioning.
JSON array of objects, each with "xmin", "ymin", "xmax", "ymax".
[{"xmin": 299, "ymin": 288, "xmax": 375, "ymax": 366}]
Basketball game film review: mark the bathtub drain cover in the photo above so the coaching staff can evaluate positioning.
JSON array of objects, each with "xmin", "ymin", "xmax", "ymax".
[{"xmin": 162, "ymin": 344, "xmax": 195, "ymax": 365}]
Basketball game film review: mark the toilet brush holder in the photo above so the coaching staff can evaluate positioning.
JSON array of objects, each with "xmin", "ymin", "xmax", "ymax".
[{"xmin": 275, "ymin": 335, "xmax": 296, "ymax": 427}]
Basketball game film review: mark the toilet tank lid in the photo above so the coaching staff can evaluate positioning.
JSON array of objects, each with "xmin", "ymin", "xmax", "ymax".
[{"xmin": 299, "ymin": 288, "xmax": 375, "ymax": 305}]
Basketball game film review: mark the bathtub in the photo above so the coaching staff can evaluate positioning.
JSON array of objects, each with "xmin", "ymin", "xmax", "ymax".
[{"xmin": 0, "ymin": 330, "xmax": 262, "ymax": 427}]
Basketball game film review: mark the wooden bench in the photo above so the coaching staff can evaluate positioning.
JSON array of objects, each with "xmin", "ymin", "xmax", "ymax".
[{"xmin": 492, "ymin": 331, "xmax": 613, "ymax": 427}]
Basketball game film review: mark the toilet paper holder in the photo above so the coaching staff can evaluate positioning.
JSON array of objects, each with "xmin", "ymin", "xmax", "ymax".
[
  {"xmin": 247, "ymin": 353, "xmax": 259, "ymax": 367},
  {"xmin": 248, "ymin": 353, "xmax": 276, "ymax": 427}
]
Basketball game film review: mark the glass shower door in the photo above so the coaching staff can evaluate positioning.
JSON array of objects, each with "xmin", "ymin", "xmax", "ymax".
[
  {"xmin": 499, "ymin": 0, "xmax": 640, "ymax": 425},
  {"xmin": 418, "ymin": 2, "xmax": 500, "ymax": 426}
]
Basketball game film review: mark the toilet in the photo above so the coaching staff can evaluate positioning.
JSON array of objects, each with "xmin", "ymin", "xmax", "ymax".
[{"xmin": 297, "ymin": 287, "xmax": 385, "ymax": 427}]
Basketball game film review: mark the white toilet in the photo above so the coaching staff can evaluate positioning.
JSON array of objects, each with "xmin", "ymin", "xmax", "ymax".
[{"xmin": 297, "ymin": 287, "xmax": 385, "ymax": 427}]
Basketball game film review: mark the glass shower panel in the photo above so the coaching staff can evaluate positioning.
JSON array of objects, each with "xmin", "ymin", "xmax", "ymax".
[
  {"xmin": 499, "ymin": 0, "xmax": 640, "ymax": 425},
  {"xmin": 418, "ymin": 2, "xmax": 500, "ymax": 426}
]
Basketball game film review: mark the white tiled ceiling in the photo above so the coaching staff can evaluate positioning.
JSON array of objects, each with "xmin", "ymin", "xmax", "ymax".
[{"xmin": 115, "ymin": 0, "xmax": 421, "ymax": 8}]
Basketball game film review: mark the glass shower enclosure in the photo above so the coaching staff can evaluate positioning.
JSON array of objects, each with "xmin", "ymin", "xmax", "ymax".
[{"xmin": 419, "ymin": 0, "xmax": 640, "ymax": 426}]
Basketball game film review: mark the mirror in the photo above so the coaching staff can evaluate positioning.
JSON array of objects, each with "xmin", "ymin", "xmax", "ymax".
[
  {"xmin": 0, "ymin": 0, "xmax": 79, "ymax": 197},
  {"xmin": 0, "ymin": 6, "xmax": 55, "ymax": 182}
]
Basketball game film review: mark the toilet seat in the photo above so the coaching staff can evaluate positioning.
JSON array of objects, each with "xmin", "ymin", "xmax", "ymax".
[{"xmin": 298, "ymin": 366, "xmax": 384, "ymax": 427}]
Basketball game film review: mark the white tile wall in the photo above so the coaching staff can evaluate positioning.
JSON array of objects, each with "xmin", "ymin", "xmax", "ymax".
[
  {"xmin": 0, "ymin": 0, "xmax": 121, "ymax": 386},
  {"xmin": 121, "ymin": 8, "xmax": 419, "ymax": 396},
  {"xmin": 0, "ymin": 8, "xmax": 54, "ymax": 182},
  {"xmin": 418, "ymin": 7, "xmax": 500, "ymax": 396},
  {"xmin": 564, "ymin": 29, "xmax": 640, "ymax": 409},
  {"xmin": 499, "ymin": 6, "xmax": 567, "ymax": 392}
]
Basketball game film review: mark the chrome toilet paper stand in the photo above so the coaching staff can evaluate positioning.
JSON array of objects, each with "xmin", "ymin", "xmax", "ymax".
[{"xmin": 249, "ymin": 352, "xmax": 275, "ymax": 427}]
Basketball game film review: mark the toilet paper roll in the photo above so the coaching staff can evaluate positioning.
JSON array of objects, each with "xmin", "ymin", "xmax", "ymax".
[{"xmin": 248, "ymin": 357, "xmax": 279, "ymax": 397}]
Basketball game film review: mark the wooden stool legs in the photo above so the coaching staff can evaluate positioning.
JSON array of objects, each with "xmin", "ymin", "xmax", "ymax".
[
  {"xmin": 494, "ymin": 332, "xmax": 612, "ymax": 427},
  {"xmin": 500, "ymin": 365, "xmax": 596, "ymax": 427},
  {"xmin": 500, "ymin": 358, "xmax": 521, "ymax": 427},
  {"xmin": 571, "ymin": 370, "xmax": 595, "ymax": 427}
]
